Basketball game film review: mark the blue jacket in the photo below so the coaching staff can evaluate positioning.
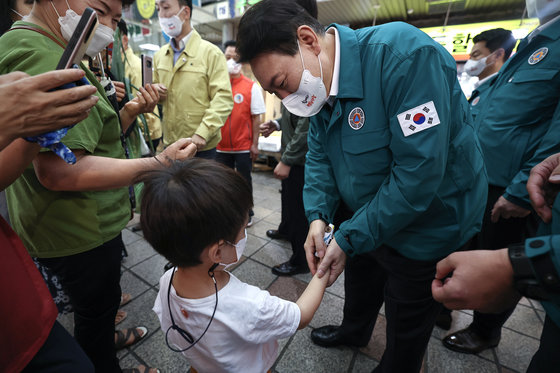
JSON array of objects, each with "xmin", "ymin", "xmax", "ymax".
[
  {"xmin": 303, "ymin": 23, "xmax": 487, "ymax": 261},
  {"xmin": 473, "ymin": 18, "xmax": 560, "ymax": 209}
]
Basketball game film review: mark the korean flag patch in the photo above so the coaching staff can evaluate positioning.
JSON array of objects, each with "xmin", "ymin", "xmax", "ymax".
[{"xmin": 396, "ymin": 101, "xmax": 440, "ymax": 137}]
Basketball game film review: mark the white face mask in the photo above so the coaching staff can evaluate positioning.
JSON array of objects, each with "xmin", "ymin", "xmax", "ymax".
[
  {"xmin": 51, "ymin": 0, "xmax": 114, "ymax": 58},
  {"xmin": 227, "ymin": 58, "xmax": 242, "ymax": 75},
  {"xmin": 527, "ymin": 0, "xmax": 560, "ymax": 19},
  {"xmin": 219, "ymin": 229, "xmax": 247, "ymax": 269},
  {"xmin": 159, "ymin": 7, "xmax": 185, "ymax": 38},
  {"xmin": 464, "ymin": 52, "xmax": 495, "ymax": 77},
  {"xmin": 282, "ymin": 41, "xmax": 328, "ymax": 118}
]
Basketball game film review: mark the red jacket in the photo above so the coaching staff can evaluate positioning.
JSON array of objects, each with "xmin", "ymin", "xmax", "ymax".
[{"xmin": 217, "ymin": 75, "xmax": 255, "ymax": 151}]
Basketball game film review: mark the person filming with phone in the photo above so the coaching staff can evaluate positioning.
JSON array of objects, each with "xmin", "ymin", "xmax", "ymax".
[{"xmin": 0, "ymin": 1, "xmax": 197, "ymax": 372}]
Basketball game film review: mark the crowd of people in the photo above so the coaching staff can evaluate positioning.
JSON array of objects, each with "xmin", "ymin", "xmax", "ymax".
[{"xmin": 2, "ymin": 0, "xmax": 560, "ymax": 372}]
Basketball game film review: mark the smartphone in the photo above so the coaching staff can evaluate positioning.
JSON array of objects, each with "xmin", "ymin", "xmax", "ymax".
[
  {"xmin": 141, "ymin": 55, "xmax": 153, "ymax": 87},
  {"xmin": 56, "ymin": 8, "xmax": 98, "ymax": 70}
]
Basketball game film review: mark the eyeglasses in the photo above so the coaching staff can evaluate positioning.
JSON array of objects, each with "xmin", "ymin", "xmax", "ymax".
[{"xmin": 165, "ymin": 265, "xmax": 218, "ymax": 352}]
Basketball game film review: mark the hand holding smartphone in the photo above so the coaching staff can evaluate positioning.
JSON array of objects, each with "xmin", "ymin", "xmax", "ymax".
[{"xmin": 56, "ymin": 8, "xmax": 98, "ymax": 71}]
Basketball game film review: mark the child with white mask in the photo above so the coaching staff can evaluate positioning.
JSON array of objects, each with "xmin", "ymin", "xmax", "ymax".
[{"xmin": 142, "ymin": 159, "xmax": 330, "ymax": 373}]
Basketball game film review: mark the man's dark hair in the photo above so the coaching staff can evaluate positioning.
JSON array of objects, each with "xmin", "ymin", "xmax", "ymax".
[
  {"xmin": 473, "ymin": 28, "xmax": 516, "ymax": 62},
  {"xmin": 237, "ymin": 0, "xmax": 324, "ymax": 63},
  {"xmin": 295, "ymin": 0, "xmax": 318, "ymax": 19},
  {"xmin": 178, "ymin": 0, "xmax": 193, "ymax": 13},
  {"xmin": 224, "ymin": 40, "xmax": 236, "ymax": 50},
  {"xmin": 139, "ymin": 159, "xmax": 253, "ymax": 268}
]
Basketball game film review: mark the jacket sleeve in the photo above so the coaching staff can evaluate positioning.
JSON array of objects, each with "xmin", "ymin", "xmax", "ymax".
[
  {"xmin": 504, "ymin": 102, "xmax": 560, "ymax": 209},
  {"xmin": 281, "ymin": 114, "xmax": 309, "ymax": 166},
  {"xmin": 303, "ymin": 113, "xmax": 340, "ymax": 224},
  {"xmin": 194, "ymin": 49, "xmax": 233, "ymax": 141},
  {"xmin": 334, "ymin": 45, "xmax": 455, "ymax": 256}
]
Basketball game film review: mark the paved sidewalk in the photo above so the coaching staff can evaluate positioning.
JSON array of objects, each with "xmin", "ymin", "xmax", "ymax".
[{"xmin": 58, "ymin": 170, "xmax": 544, "ymax": 373}]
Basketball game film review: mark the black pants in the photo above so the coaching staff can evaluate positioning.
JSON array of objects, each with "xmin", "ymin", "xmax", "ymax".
[
  {"xmin": 527, "ymin": 315, "xmax": 560, "ymax": 372},
  {"xmin": 38, "ymin": 234, "xmax": 124, "ymax": 373},
  {"xmin": 195, "ymin": 147, "xmax": 216, "ymax": 160},
  {"xmin": 469, "ymin": 185, "xmax": 539, "ymax": 339},
  {"xmin": 340, "ymin": 246, "xmax": 442, "ymax": 373},
  {"xmin": 279, "ymin": 165, "xmax": 308, "ymax": 268},
  {"xmin": 216, "ymin": 152, "xmax": 254, "ymax": 217},
  {"xmin": 22, "ymin": 321, "xmax": 94, "ymax": 373}
]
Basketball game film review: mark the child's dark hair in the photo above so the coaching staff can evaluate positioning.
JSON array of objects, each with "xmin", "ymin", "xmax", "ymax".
[{"xmin": 139, "ymin": 159, "xmax": 253, "ymax": 267}]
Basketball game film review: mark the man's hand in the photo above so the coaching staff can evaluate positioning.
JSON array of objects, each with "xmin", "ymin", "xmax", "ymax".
[
  {"xmin": 273, "ymin": 161, "xmax": 290, "ymax": 180},
  {"xmin": 154, "ymin": 83, "xmax": 168, "ymax": 101},
  {"xmin": 259, "ymin": 120, "xmax": 277, "ymax": 137},
  {"xmin": 113, "ymin": 80, "xmax": 126, "ymax": 102},
  {"xmin": 318, "ymin": 238, "xmax": 346, "ymax": 286},
  {"xmin": 191, "ymin": 134, "xmax": 207, "ymax": 150},
  {"xmin": 490, "ymin": 196, "xmax": 531, "ymax": 223},
  {"xmin": 123, "ymin": 84, "xmax": 159, "ymax": 117},
  {"xmin": 528, "ymin": 153, "xmax": 560, "ymax": 223},
  {"xmin": 431, "ymin": 249, "xmax": 519, "ymax": 313},
  {"xmin": 250, "ymin": 143, "xmax": 259, "ymax": 161},
  {"xmin": 304, "ymin": 219, "xmax": 327, "ymax": 274},
  {"xmin": 157, "ymin": 138, "xmax": 197, "ymax": 165},
  {"xmin": 0, "ymin": 70, "xmax": 98, "ymax": 148}
]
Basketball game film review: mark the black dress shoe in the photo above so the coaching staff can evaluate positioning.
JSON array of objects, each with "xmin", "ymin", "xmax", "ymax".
[
  {"xmin": 271, "ymin": 261, "xmax": 309, "ymax": 276},
  {"xmin": 310, "ymin": 325, "xmax": 368, "ymax": 348},
  {"xmin": 266, "ymin": 229, "xmax": 288, "ymax": 240},
  {"xmin": 442, "ymin": 326, "xmax": 500, "ymax": 354}
]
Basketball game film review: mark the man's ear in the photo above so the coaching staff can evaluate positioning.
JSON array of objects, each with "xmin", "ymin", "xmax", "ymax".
[
  {"xmin": 296, "ymin": 25, "xmax": 321, "ymax": 55},
  {"xmin": 492, "ymin": 48, "xmax": 505, "ymax": 63},
  {"xmin": 183, "ymin": 5, "xmax": 191, "ymax": 21}
]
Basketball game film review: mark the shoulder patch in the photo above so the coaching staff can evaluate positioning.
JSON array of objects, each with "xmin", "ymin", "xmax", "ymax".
[
  {"xmin": 528, "ymin": 47, "xmax": 548, "ymax": 65},
  {"xmin": 396, "ymin": 101, "xmax": 440, "ymax": 137}
]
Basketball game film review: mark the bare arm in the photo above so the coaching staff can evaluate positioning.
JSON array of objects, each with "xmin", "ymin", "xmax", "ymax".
[
  {"xmin": 0, "ymin": 140, "xmax": 41, "ymax": 191},
  {"xmin": 250, "ymin": 114, "xmax": 262, "ymax": 161},
  {"xmin": 119, "ymin": 84, "xmax": 159, "ymax": 133},
  {"xmin": 296, "ymin": 268, "xmax": 330, "ymax": 329},
  {"xmin": 32, "ymin": 138, "xmax": 196, "ymax": 192}
]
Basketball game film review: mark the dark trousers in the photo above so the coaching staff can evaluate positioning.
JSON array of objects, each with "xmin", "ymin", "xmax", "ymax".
[
  {"xmin": 195, "ymin": 148, "xmax": 216, "ymax": 160},
  {"xmin": 527, "ymin": 315, "xmax": 560, "ymax": 372},
  {"xmin": 216, "ymin": 152, "xmax": 254, "ymax": 217},
  {"xmin": 22, "ymin": 321, "xmax": 94, "ymax": 373},
  {"xmin": 38, "ymin": 234, "xmax": 124, "ymax": 373},
  {"xmin": 340, "ymin": 246, "xmax": 442, "ymax": 373},
  {"xmin": 469, "ymin": 185, "xmax": 539, "ymax": 339},
  {"xmin": 280, "ymin": 165, "xmax": 308, "ymax": 268}
]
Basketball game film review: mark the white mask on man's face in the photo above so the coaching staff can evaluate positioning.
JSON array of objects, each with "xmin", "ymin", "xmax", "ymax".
[
  {"xmin": 281, "ymin": 41, "xmax": 328, "ymax": 118},
  {"xmin": 219, "ymin": 229, "xmax": 247, "ymax": 269},
  {"xmin": 464, "ymin": 52, "xmax": 496, "ymax": 77},
  {"xmin": 227, "ymin": 58, "xmax": 242, "ymax": 75},
  {"xmin": 526, "ymin": 0, "xmax": 560, "ymax": 19},
  {"xmin": 51, "ymin": 0, "xmax": 114, "ymax": 57},
  {"xmin": 158, "ymin": 7, "xmax": 185, "ymax": 37}
]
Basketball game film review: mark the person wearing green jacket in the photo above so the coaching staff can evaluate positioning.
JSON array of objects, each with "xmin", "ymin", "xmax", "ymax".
[
  {"xmin": 433, "ymin": 152, "xmax": 560, "ymax": 372},
  {"xmin": 443, "ymin": 1, "xmax": 560, "ymax": 354},
  {"xmin": 236, "ymin": 1, "xmax": 487, "ymax": 371}
]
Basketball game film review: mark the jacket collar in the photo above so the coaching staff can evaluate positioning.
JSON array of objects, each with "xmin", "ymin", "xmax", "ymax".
[{"xmin": 164, "ymin": 28, "xmax": 202, "ymax": 57}]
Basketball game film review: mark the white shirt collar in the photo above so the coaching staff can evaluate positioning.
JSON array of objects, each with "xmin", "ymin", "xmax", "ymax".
[
  {"xmin": 326, "ymin": 27, "xmax": 340, "ymax": 107},
  {"xmin": 528, "ymin": 13, "xmax": 560, "ymax": 43},
  {"xmin": 172, "ymin": 29, "xmax": 193, "ymax": 51},
  {"xmin": 474, "ymin": 72, "xmax": 498, "ymax": 89}
]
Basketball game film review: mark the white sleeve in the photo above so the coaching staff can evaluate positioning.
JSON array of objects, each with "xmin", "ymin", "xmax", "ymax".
[
  {"xmin": 244, "ymin": 290, "xmax": 301, "ymax": 344},
  {"xmin": 250, "ymin": 83, "xmax": 266, "ymax": 115}
]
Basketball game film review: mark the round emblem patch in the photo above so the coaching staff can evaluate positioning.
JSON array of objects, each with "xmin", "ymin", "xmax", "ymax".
[
  {"xmin": 234, "ymin": 93, "xmax": 244, "ymax": 104},
  {"xmin": 472, "ymin": 96, "xmax": 480, "ymax": 106},
  {"xmin": 348, "ymin": 107, "xmax": 365, "ymax": 130},
  {"xmin": 528, "ymin": 47, "xmax": 548, "ymax": 65}
]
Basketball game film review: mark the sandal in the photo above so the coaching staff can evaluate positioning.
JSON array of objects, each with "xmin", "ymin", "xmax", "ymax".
[
  {"xmin": 120, "ymin": 293, "xmax": 132, "ymax": 307},
  {"xmin": 115, "ymin": 327, "xmax": 147, "ymax": 350},
  {"xmin": 115, "ymin": 310, "xmax": 128, "ymax": 325},
  {"xmin": 122, "ymin": 364, "xmax": 160, "ymax": 373}
]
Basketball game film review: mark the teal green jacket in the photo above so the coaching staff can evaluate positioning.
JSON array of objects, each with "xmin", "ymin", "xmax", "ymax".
[
  {"xmin": 473, "ymin": 19, "xmax": 560, "ymax": 209},
  {"xmin": 303, "ymin": 23, "xmax": 487, "ymax": 261},
  {"xmin": 527, "ymin": 198, "xmax": 560, "ymax": 327},
  {"xmin": 468, "ymin": 75, "xmax": 497, "ymax": 123}
]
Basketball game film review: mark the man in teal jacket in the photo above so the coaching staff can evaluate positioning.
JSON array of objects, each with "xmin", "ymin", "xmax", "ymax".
[
  {"xmin": 433, "ymin": 152, "xmax": 560, "ymax": 372},
  {"xmin": 443, "ymin": 2, "xmax": 560, "ymax": 354},
  {"xmin": 465, "ymin": 28, "xmax": 516, "ymax": 122},
  {"xmin": 237, "ymin": 1, "xmax": 487, "ymax": 371}
]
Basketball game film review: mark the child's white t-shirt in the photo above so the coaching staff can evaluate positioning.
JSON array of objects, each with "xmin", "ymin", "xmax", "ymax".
[{"xmin": 153, "ymin": 269, "xmax": 301, "ymax": 373}]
